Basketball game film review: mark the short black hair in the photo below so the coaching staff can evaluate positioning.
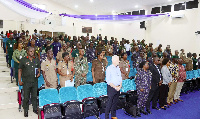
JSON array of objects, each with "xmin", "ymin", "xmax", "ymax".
[
  {"xmin": 162, "ymin": 58, "xmax": 170, "ymax": 65},
  {"xmin": 45, "ymin": 46, "xmax": 52, "ymax": 53},
  {"xmin": 139, "ymin": 61, "xmax": 147, "ymax": 68},
  {"xmin": 121, "ymin": 53, "xmax": 127, "ymax": 58},
  {"xmin": 62, "ymin": 52, "xmax": 69, "ymax": 59}
]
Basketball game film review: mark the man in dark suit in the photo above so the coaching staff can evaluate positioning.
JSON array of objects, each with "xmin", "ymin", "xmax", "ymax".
[{"xmin": 146, "ymin": 57, "xmax": 163, "ymax": 114}]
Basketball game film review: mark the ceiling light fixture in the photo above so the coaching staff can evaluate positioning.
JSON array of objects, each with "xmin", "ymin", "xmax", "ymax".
[
  {"xmin": 90, "ymin": 0, "xmax": 94, "ymax": 2},
  {"xmin": 75, "ymin": 5, "xmax": 78, "ymax": 8},
  {"xmin": 135, "ymin": 5, "xmax": 138, "ymax": 8},
  {"xmin": 168, "ymin": 0, "xmax": 172, "ymax": 2}
]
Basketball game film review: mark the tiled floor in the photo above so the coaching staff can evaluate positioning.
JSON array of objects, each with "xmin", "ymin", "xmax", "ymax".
[{"xmin": 0, "ymin": 47, "xmax": 37, "ymax": 119}]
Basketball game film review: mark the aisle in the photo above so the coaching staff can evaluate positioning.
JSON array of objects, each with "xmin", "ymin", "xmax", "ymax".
[{"xmin": 0, "ymin": 47, "xmax": 37, "ymax": 119}]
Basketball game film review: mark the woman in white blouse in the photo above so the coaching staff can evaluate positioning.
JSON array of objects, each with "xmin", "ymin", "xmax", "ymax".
[{"xmin": 160, "ymin": 58, "xmax": 172, "ymax": 110}]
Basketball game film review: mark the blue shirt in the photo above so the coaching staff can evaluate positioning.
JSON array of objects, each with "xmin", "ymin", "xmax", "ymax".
[
  {"xmin": 51, "ymin": 42, "xmax": 61, "ymax": 58},
  {"xmin": 106, "ymin": 64, "xmax": 122, "ymax": 86}
]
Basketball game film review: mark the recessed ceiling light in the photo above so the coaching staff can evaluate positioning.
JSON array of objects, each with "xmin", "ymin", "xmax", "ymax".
[
  {"xmin": 168, "ymin": 0, "xmax": 172, "ymax": 2},
  {"xmin": 135, "ymin": 5, "xmax": 138, "ymax": 8},
  {"xmin": 75, "ymin": 5, "xmax": 78, "ymax": 8},
  {"xmin": 95, "ymin": 14, "xmax": 98, "ymax": 16},
  {"xmin": 90, "ymin": 0, "xmax": 93, "ymax": 2}
]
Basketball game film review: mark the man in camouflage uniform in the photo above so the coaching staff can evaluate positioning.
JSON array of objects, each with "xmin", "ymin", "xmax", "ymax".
[
  {"xmin": 74, "ymin": 49, "xmax": 89, "ymax": 87},
  {"xmin": 132, "ymin": 46, "xmax": 140, "ymax": 67},
  {"xmin": 30, "ymin": 39, "xmax": 40, "ymax": 59},
  {"xmin": 86, "ymin": 43, "xmax": 96, "ymax": 63},
  {"xmin": 106, "ymin": 41, "xmax": 113, "ymax": 56},
  {"xmin": 185, "ymin": 52, "xmax": 193, "ymax": 71}
]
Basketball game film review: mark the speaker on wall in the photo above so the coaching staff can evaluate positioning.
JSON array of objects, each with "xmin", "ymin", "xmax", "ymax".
[
  {"xmin": 174, "ymin": 3, "xmax": 186, "ymax": 11},
  {"xmin": 140, "ymin": 21, "xmax": 146, "ymax": 30},
  {"xmin": 0, "ymin": 20, "xmax": 3, "ymax": 28},
  {"xmin": 151, "ymin": 7, "xmax": 161, "ymax": 14},
  {"xmin": 186, "ymin": 0, "xmax": 198, "ymax": 9},
  {"xmin": 161, "ymin": 5, "xmax": 172, "ymax": 13}
]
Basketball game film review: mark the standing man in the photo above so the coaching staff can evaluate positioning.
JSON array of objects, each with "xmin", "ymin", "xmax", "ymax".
[
  {"xmin": 74, "ymin": 49, "xmax": 88, "ymax": 87},
  {"xmin": 106, "ymin": 41, "xmax": 113, "ymax": 56},
  {"xmin": 146, "ymin": 57, "xmax": 162, "ymax": 114},
  {"xmin": 124, "ymin": 40, "xmax": 131, "ymax": 56},
  {"xmin": 92, "ymin": 52, "xmax": 107, "ymax": 83},
  {"xmin": 172, "ymin": 50, "xmax": 179, "ymax": 59},
  {"xmin": 6, "ymin": 34, "xmax": 17, "ymax": 67},
  {"xmin": 30, "ymin": 39, "xmax": 40, "ymax": 60},
  {"xmin": 56, "ymin": 43, "xmax": 72, "ymax": 63},
  {"xmin": 18, "ymin": 47, "xmax": 41, "ymax": 117},
  {"xmin": 71, "ymin": 42, "xmax": 83, "ymax": 61},
  {"xmin": 86, "ymin": 43, "xmax": 96, "ymax": 63},
  {"xmin": 41, "ymin": 46, "xmax": 58, "ymax": 89},
  {"xmin": 119, "ymin": 53, "xmax": 130, "ymax": 80},
  {"xmin": 57, "ymin": 52, "xmax": 74, "ymax": 87},
  {"xmin": 51, "ymin": 37, "xmax": 61, "ymax": 58},
  {"xmin": 105, "ymin": 55, "xmax": 122, "ymax": 119}
]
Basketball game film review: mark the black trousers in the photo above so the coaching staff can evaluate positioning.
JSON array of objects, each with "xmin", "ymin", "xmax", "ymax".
[
  {"xmin": 146, "ymin": 87, "xmax": 159, "ymax": 109},
  {"xmin": 159, "ymin": 84, "xmax": 169, "ymax": 107},
  {"xmin": 105, "ymin": 85, "xmax": 120, "ymax": 119},
  {"xmin": 126, "ymin": 51, "xmax": 130, "ymax": 56}
]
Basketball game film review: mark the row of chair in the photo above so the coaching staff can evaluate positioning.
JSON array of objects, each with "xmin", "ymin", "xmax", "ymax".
[{"xmin": 38, "ymin": 79, "xmax": 137, "ymax": 119}]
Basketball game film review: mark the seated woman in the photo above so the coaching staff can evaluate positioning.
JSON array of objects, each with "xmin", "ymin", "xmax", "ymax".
[{"xmin": 135, "ymin": 61, "xmax": 152, "ymax": 117}]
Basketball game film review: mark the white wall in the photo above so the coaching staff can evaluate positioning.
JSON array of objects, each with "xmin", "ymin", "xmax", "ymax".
[{"xmin": 145, "ymin": 1, "xmax": 200, "ymax": 54}]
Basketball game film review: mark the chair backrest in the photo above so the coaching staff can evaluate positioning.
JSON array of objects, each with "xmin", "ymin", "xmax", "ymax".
[
  {"xmin": 193, "ymin": 70, "xmax": 199, "ymax": 78},
  {"xmin": 93, "ymin": 82, "xmax": 107, "ymax": 97},
  {"xmin": 57, "ymin": 73, "xmax": 60, "ymax": 84},
  {"xmin": 77, "ymin": 84, "xmax": 94, "ymax": 101},
  {"xmin": 132, "ymin": 79, "xmax": 137, "ymax": 90},
  {"xmin": 38, "ymin": 74, "xmax": 44, "ymax": 88},
  {"xmin": 59, "ymin": 87, "xmax": 77, "ymax": 103},
  {"xmin": 86, "ymin": 72, "xmax": 93, "ymax": 82},
  {"xmin": 88, "ymin": 63, "xmax": 92, "ymax": 71},
  {"xmin": 39, "ymin": 88, "xmax": 59, "ymax": 107},
  {"xmin": 121, "ymin": 79, "xmax": 133, "ymax": 92}
]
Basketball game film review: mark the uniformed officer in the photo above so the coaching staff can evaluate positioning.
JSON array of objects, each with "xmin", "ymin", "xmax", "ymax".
[
  {"xmin": 72, "ymin": 42, "xmax": 86, "ymax": 61},
  {"xmin": 185, "ymin": 53, "xmax": 193, "ymax": 71},
  {"xmin": 92, "ymin": 52, "xmax": 107, "ymax": 83},
  {"xmin": 12, "ymin": 40, "xmax": 27, "ymax": 85},
  {"xmin": 180, "ymin": 49, "xmax": 186, "ymax": 60},
  {"xmin": 106, "ymin": 41, "xmax": 113, "ymax": 56},
  {"xmin": 51, "ymin": 37, "xmax": 61, "ymax": 58},
  {"xmin": 56, "ymin": 43, "xmax": 72, "ymax": 63},
  {"xmin": 172, "ymin": 50, "xmax": 179, "ymax": 59},
  {"xmin": 18, "ymin": 46, "xmax": 40, "ymax": 117},
  {"xmin": 112, "ymin": 41, "xmax": 118, "ymax": 55},
  {"xmin": 66, "ymin": 42, "xmax": 72, "ymax": 53},
  {"xmin": 119, "ymin": 53, "xmax": 130, "ymax": 80},
  {"xmin": 135, "ymin": 52, "xmax": 146, "ymax": 71},
  {"xmin": 21, "ymin": 35, "xmax": 29, "ymax": 50},
  {"xmin": 30, "ymin": 39, "xmax": 40, "ymax": 59},
  {"xmin": 41, "ymin": 46, "xmax": 58, "ymax": 89},
  {"xmin": 57, "ymin": 52, "xmax": 74, "ymax": 87},
  {"xmin": 132, "ymin": 46, "xmax": 140, "ymax": 67},
  {"xmin": 74, "ymin": 49, "xmax": 88, "ymax": 87},
  {"xmin": 86, "ymin": 42, "xmax": 96, "ymax": 63},
  {"xmin": 6, "ymin": 34, "xmax": 17, "ymax": 67}
]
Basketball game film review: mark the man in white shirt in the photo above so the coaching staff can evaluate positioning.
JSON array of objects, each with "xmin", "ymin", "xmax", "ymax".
[
  {"xmin": 105, "ymin": 55, "xmax": 122, "ymax": 119},
  {"xmin": 124, "ymin": 40, "xmax": 131, "ymax": 56}
]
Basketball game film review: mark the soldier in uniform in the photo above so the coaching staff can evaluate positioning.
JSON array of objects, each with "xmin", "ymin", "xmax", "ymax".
[
  {"xmin": 135, "ymin": 52, "xmax": 146, "ymax": 71},
  {"xmin": 6, "ymin": 34, "xmax": 17, "ymax": 67},
  {"xmin": 92, "ymin": 52, "xmax": 107, "ymax": 83},
  {"xmin": 25, "ymin": 30, "xmax": 31, "ymax": 41},
  {"xmin": 51, "ymin": 37, "xmax": 61, "ymax": 58},
  {"xmin": 12, "ymin": 40, "xmax": 27, "ymax": 85},
  {"xmin": 96, "ymin": 40, "xmax": 104, "ymax": 56},
  {"xmin": 172, "ymin": 50, "xmax": 179, "ymax": 59},
  {"xmin": 74, "ymin": 49, "xmax": 89, "ymax": 87},
  {"xmin": 21, "ymin": 35, "xmax": 29, "ymax": 50},
  {"xmin": 72, "ymin": 42, "xmax": 86, "ymax": 61},
  {"xmin": 56, "ymin": 43, "xmax": 72, "ymax": 63},
  {"xmin": 132, "ymin": 46, "xmax": 140, "ymax": 68},
  {"xmin": 86, "ymin": 42, "xmax": 96, "ymax": 63},
  {"xmin": 58, "ymin": 52, "xmax": 74, "ymax": 87},
  {"xmin": 18, "ymin": 46, "xmax": 41, "ymax": 117},
  {"xmin": 119, "ymin": 53, "xmax": 130, "ymax": 80},
  {"xmin": 112, "ymin": 40, "xmax": 118, "ymax": 55},
  {"xmin": 30, "ymin": 39, "xmax": 40, "ymax": 60},
  {"xmin": 180, "ymin": 49, "xmax": 186, "ymax": 60},
  {"xmin": 106, "ymin": 41, "xmax": 113, "ymax": 56},
  {"xmin": 41, "ymin": 46, "xmax": 58, "ymax": 89},
  {"xmin": 66, "ymin": 42, "xmax": 72, "ymax": 53},
  {"xmin": 185, "ymin": 53, "xmax": 193, "ymax": 71}
]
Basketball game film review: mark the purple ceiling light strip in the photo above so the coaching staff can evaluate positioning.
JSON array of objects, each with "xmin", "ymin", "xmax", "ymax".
[
  {"xmin": 59, "ymin": 14, "xmax": 167, "ymax": 21},
  {"xmin": 13, "ymin": 0, "xmax": 49, "ymax": 13}
]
